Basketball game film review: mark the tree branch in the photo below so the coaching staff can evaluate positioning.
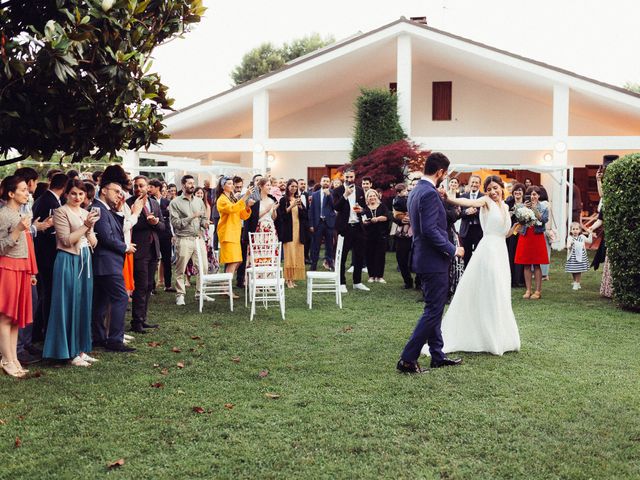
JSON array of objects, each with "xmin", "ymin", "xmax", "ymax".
[{"xmin": 0, "ymin": 154, "xmax": 27, "ymax": 166}]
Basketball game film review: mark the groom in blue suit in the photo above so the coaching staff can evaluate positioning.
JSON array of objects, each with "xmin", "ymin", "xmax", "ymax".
[{"xmin": 397, "ymin": 153, "xmax": 464, "ymax": 373}]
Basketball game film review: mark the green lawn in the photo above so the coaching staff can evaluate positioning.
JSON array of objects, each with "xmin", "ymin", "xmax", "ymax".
[{"xmin": 1, "ymin": 252, "xmax": 639, "ymax": 479}]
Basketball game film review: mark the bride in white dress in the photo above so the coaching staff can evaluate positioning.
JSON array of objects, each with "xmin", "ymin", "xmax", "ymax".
[{"xmin": 422, "ymin": 175, "xmax": 521, "ymax": 356}]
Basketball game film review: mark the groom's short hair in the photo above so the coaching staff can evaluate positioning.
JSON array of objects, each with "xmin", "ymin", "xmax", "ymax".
[{"xmin": 424, "ymin": 152, "xmax": 450, "ymax": 175}]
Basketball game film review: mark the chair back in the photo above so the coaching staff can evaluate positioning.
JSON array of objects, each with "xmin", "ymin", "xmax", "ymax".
[
  {"xmin": 194, "ymin": 237, "xmax": 207, "ymax": 282},
  {"xmin": 248, "ymin": 231, "xmax": 279, "ymax": 268},
  {"xmin": 334, "ymin": 235, "xmax": 344, "ymax": 278}
]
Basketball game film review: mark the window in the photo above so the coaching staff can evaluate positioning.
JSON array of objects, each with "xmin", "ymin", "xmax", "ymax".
[
  {"xmin": 389, "ymin": 82, "xmax": 397, "ymax": 93},
  {"xmin": 432, "ymin": 81, "xmax": 452, "ymax": 121}
]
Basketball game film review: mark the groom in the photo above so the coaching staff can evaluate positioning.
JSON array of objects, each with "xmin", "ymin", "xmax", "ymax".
[{"xmin": 397, "ymin": 152, "xmax": 465, "ymax": 374}]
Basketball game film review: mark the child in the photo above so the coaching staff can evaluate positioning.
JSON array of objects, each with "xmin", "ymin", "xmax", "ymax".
[{"xmin": 565, "ymin": 222, "xmax": 593, "ymax": 290}]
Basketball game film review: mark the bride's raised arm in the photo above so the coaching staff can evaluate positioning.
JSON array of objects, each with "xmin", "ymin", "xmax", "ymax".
[{"xmin": 446, "ymin": 194, "xmax": 488, "ymax": 209}]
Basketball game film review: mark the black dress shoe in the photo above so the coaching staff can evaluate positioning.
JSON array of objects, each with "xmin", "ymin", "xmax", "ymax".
[
  {"xmin": 142, "ymin": 322, "xmax": 159, "ymax": 329},
  {"xmin": 18, "ymin": 351, "xmax": 42, "ymax": 365},
  {"xmin": 396, "ymin": 360, "xmax": 428, "ymax": 374},
  {"xmin": 430, "ymin": 357, "xmax": 463, "ymax": 369},
  {"xmin": 104, "ymin": 342, "xmax": 136, "ymax": 353},
  {"xmin": 164, "ymin": 287, "xmax": 177, "ymax": 293},
  {"xmin": 92, "ymin": 340, "xmax": 105, "ymax": 350},
  {"xmin": 129, "ymin": 324, "xmax": 148, "ymax": 334}
]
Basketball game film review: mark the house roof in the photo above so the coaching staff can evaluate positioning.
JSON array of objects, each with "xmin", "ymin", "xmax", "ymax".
[{"xmin": 166, "ymin": 16, "xmax": 640, "ymax": 124}]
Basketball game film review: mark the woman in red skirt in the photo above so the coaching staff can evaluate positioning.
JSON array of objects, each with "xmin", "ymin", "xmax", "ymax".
[
  {"xmin": 515, "ymin": 186, "xmax": 549, "ymax": 299},
  {"xmin": 0, "ymin": 175, "xmax": 38, "ymax": 378}
]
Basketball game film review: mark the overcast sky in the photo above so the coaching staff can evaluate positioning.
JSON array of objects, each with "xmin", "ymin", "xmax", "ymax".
[{"xmin": 152, "ymin": 0, "xmax": 640, "ymax": 109}]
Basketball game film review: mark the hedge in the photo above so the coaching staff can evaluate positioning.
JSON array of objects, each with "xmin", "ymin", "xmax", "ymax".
[{"xmin": 602, "ymin": 153, "xmax": 640, "ymax": 311}]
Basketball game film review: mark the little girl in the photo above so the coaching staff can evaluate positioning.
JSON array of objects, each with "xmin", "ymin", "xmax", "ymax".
[{"xmin": 565, "ymin": 222, "xmax": 593, "ymax": 290}]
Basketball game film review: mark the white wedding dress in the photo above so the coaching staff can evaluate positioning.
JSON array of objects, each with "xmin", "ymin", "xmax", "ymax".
[{"xmin": 422, "ymin": 199, "xmax": 520, "ymax": 356}]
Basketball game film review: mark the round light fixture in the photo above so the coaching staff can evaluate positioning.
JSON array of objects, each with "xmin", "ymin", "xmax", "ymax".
[
  {"xmin": 253, "ymin": 143, "xmax": 264, "ymax": 153},
  {"xmin": 543, "ymin": 153, "xmax": 553, "ymax": 163},
  {"xmin": 267, "ymin": 154, "xmax": 275, "ymax": 164},
  {"xmin": 554, "ymin": 141, "xmax": 567, "ymax": 153}
]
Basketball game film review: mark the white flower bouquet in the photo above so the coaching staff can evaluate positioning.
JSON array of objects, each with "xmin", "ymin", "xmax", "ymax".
[{"xmin": 513, "ymin": 205, "xmax": 541, "ymax": 228}]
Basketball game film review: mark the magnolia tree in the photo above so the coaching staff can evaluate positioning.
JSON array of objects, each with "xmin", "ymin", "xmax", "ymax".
[{"xmin": 0, "ymin": 0, "xmax": 205, "ymax": 166}]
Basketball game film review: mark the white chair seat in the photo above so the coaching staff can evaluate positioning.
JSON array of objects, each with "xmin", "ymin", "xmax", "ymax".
[
  {"xmin": 306, "ymin": 235, "xmax": 344, "ymax": 310},
  {"xmin": 247, "ymin": 233, "xmax": 285, "ymax": 321},
  {"xmin": 195, "ymin": 234, "xmax": 234, "ymax": 313},
  {"xmin": 201, "ymin": 272, "xmax": 233, "ymax": 281},
  {"xmin": 306, "ymin": 271, "xmax": 335, "ymax": 279}
]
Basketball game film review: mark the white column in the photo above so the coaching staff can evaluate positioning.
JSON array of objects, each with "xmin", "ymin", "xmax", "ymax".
[
  {"xmin": 122, "ymin": 150, "xmax": 140, "ymax": 176},
  {"xmin": 551, "ymin": 84, "xmax": 569, "ymax": 248},
  {"xmin": 396, "ymin": 34, "xmax": 412, "ymax": 136},
  {"xmin": 253, "ymin": 90, "xmax": 269, "ymax": 174}
]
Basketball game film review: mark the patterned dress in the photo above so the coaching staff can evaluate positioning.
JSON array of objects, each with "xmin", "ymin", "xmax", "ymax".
[{"xmin": 565, "ymin": 233, "xmax": 592, "ymax": 273}]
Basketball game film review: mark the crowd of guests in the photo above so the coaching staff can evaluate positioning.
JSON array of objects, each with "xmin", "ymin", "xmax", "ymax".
[{"xmin": 0, "ymin": 162, "xmax": 607, "ymax": 378}]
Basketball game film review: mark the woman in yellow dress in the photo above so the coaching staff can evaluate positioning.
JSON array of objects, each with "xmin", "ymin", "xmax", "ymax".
[
  {"xmin": 216, "ymin": 177, "xmax": 254, "ymax": 280},
  {"xmin": 277, "ymin": 179, "xmax": 309, "ymax": 288}
]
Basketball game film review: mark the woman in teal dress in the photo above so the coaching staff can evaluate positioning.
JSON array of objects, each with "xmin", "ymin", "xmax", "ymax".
[{"xmin": 43, "ymin": 180, "xmax": 99, "ymax": 367}]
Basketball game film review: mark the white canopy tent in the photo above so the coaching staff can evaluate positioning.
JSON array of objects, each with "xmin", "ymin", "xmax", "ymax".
[{"xmin": 449, "ymin": 163, "xmax": 574, "ymax": 250}]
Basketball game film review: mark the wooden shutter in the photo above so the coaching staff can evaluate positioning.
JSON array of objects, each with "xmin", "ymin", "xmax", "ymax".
[{"xmin": 432, "ymin": 81, "xmax": 452, "ymax": 121}]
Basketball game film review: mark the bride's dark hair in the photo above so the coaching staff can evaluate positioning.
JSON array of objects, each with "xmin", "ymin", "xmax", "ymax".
[{"xmin": 483, "ymin": 175, "xmax": 504, "ymax": 191}]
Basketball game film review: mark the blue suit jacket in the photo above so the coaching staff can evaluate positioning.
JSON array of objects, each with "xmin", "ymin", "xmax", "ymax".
[
  {"xmin": 308, "ymin": 190, "xmax": 336, "ymax": 229},
  {"xmin": 408, "ymin": 180, "xmax": 456, "ymax": 274},
  {"xmin": 91, "ymin": 200, "xmax": 127, "ymax": 276}
]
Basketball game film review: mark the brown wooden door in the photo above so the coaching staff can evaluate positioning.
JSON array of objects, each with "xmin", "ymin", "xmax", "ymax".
[{"xmin": 307, "ymin": 167, "xmax": 327, "ymax": 185}]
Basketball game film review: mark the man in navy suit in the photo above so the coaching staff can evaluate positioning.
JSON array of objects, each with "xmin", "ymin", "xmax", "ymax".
[
  {"xmin": 459, "ymin": 174, "xmax": 484, "ymax": 266},
  {"xmin": 127, "ymin": 176, "xmax": 165, "ymax": 333},
  {"xmin": 397, "ymin": 153, "xmax": 464, "ymax": 373},
  {"xmin": 308, "ymin": 175, "xmax": 336, "ymax": 271},
  {"xmin": 92, "ymin": 180, "xmax": 136, "ymax": 352}
]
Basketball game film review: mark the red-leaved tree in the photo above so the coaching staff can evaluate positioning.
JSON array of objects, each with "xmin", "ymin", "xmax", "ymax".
[{"xmin": 340, "ymin": 139, "xmax": 430, "ymax": 202}]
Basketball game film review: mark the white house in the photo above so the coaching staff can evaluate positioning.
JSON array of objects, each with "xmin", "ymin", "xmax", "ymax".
[{"xmin": 127, "ymin": 17, "xmax": 640, "ymax": 243}]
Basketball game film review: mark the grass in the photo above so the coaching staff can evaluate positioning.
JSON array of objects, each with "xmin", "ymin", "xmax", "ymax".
[{"xmin": 1, "ymin": 251, "xmax": 639, "ymax": 479}]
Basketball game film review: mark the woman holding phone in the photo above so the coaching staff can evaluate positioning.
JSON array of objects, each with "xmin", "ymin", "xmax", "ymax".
[
  {"xmin": 277, "ymin": 179, "xmax": 308, "ymax": 288},
  {"xmin": 362, "ymin": 189, "xmax": 391, "ymax": 283},
  {"xmin": 43, "ymin": 179, "xmax": 99, "ymax": 366}
]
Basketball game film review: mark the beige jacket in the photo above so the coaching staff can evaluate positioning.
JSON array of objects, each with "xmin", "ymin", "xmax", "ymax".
[
  {"xmin": 54, "ymin": 205, "xmax": 98, "ymax": 255},
  {"xmin": 0, "ymin": 205, "xmax": 30, "ymax": 258}
]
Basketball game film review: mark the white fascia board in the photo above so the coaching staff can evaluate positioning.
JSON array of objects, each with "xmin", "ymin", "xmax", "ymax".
[
  {"xmin": 145, "ymin": 138, "xmax": 254, "ymax": 153},
  {"xmin": 265, "ymin": 138, "xmax": 352, "ymax": 152},
  {"xmin": 413, "ymin": 136, "xmax": 555, "ymax": 151},
  {"xmin": 566, "ymin": 136, "xmax": 640, "ymax": 150}
]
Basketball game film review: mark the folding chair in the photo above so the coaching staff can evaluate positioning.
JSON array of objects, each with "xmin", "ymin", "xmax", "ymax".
[{"xmin": 306, "ymin": 235, "xmax": 344, "ymax": 309}]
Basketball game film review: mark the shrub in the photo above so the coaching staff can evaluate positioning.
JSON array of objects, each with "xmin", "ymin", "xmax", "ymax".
[
  {"xmin": 350, "ymin": 88, "xmax": 406, "ymax": 161},
  {"xmin": 602, "ymin": 153, "xmax": 640, "ymax": 311}
]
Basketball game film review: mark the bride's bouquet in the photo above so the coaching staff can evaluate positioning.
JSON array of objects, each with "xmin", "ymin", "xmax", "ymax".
[{"xmin": 513, "ymin": 205, "xmax": 541, "ymax": 228}]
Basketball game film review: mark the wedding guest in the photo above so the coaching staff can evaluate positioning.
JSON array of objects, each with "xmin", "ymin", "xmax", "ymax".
[
  {"xmin": 43, "ymin": 180, "xmax": 99, "ymax": 366},
  {"xmin": 448, "ymin": 177, "xmax": 460, "ymax": 198},
  {"xmin": 361, "ymin": 176, "xmax": 373, "ymax": 195},
  {"xmin": 92, "ymin": 170, "xmax": 103, "ymax": 185},
  {"xmin": 438, "ymin": 183, "xmax": 462, "ymax": 299},
  {"xmin": 148, "ymin": 178, "xmax": 174, "ymax": 292},
  {"xmin": 0, "ymin": 176, "xmax": 38, "ymax": 377},
  {"xmin": 127, "ymin": 176, "xmax": 164, "ymax": 333},
  {"xmin": 46, "ymin": 169, "xmax": 63, "ymax": 182},
  {"xmin": 237, "ymin": 176, "xmax": 266, "ymax": 289},
  {"xmin": 33, "ymin": 182, "xmax": 48, "ymax": 201},
  {"xmin": 539, "ymin": 186, "xmax": 553, "ymax": 281},
  {"xmin": 91, "ymin": 170, "xmax": 136, "ymax": 352},
  {"xmin": 82, "ymin": 180, "xmax": 96, "ymax": 208},
  {"xmin": 170, "ymin": 175, "xmax": 209, "ymax": 306},
  {"xmin": 118, "ymin": 182, "xmax": 143, "ymax": 297},
  {"xmin": 249, "ymin": 174, "xmax": 263, "ymax": 203},
  {"xmin": 515, "ymin": 186, "xmax": 549, "ymax": 299},
  {"xmin": 278, "ymin": 179, "xmax": 309, "ymax": 288},
  {"xmin": 361, "ymin": 189, "xmax": 391, "ymax": 283},
  {"xmin": 524, "ymin": 178, "xmax": 533, "ymax": 189},
  {"xmin": 571, "ymin": 182, "xmax": 583, "ymax": 222},
  {"xmin": 243, "ymin": 177, "xmax": 278, "ymax": 240},
  {"xmin": 31, "ymin": 172, "xmax": 67, "ymax": 345},
  {"xmin": 331, "ymin": 178, "xmax": 342, "ymax": 190},
  {"xmin": 298, "ymin": 178, "xmax": 312, "ymax": 265},
  {"xmin": 233, "ymin": 176, "xmax": 244, "ymax": 196},
  {"xmin": 333, "ymin": 168, "xmax": 369, "ymax": 292},
  {"xmin": 459, "ymin": 174, "xmax": 484, "ymax": 266},
  {"xmin": 308, "ymin": 175, "xmax": 335, "ymax": 271},
  {"xmin": 392, "ymin": 183, "xmax": 415, "ymax": 289},
  {"xmin": 590, "ymin": 165, "xmax": 612, "ymax": 298},
  {"xmin": 216, "ymin": 177, "xmax": 254, "ymax": 294},
  {"xmin": 505, "ymin": 183, "xmax": 526, "ymax": 288},
  {"xmin": 167, "ymin": 183, "xmax": 177, "ymax": 200},
  {"xmin": 565, "ymin": 222, "xmax": 593, "ymax": 290}
]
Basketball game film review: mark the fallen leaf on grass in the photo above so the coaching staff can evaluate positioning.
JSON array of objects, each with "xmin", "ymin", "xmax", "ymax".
[
  {"xmin": 153, "ymin": 363, "xmax": 160, "ymax": 368},
  {"xmin": 160, "ymin": 368, "xmax": 169, "ymax": 376},
  {"xmin": 0, "ymin": 419, "xmax": 6, "ymax": 425},
  {"xmin": 177, "ymin": 362, "xmax": 184, "ymax": 369},
  {"xmin": 107, "ymin": 458, "xmax": 125, "ymax": 470},
  {"xmin": 342, "ymin": 326, "xmax": 353, "ymax": 333},
  {"xmin": 224, "ymin": 403, "xmax": 234, "ymax": 410},
  {"xmin": 150, "ymin": 382, "xmax": 164, "ymax": 388},
  {"xmin": 264, "ymin": 393, "xmax": 280, "ymax": 400},
  {"xmin": 171, "ymin": 347, "xmax": 181, "ymax": 353},
  {"xmin": 148, "ymin": 341, "xmax": 161, "ymax": 347},
  {"xmin": 14, "ymin": 437, "xmax": 21, "ymax": 448},
  {"xmin": 17, "ymin": 415, "xmax": 25, "ymax": 421},
  {"xmin": 212, "ymin": 321, "xmax": 222, "ymax": 328},
  {"xmin": 177, "ymin": 390, "xmax": 186, "ymax": 395},
  {"xmin": 190, "ymin": 335, "xmax": 202, "ymax": 340},
  {"xmin": 258, "ymin": 370, "xmax": 269, "ymax": 378},
  {"xmin": 31, "ymin": 370, "xmax": 43, "ymax": 378},
  {"xmin": 231, "ymin": 356, "xmax": 241, "ymax": 363},
  {"xmin": 192, "ymin": 406, "xmax": 205, "ymax": 414}
]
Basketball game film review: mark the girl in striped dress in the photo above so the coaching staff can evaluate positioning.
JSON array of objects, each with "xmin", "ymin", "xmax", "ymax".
[{"xmin": 565, "ymin": 222, "xmax": 593, "ymax": 290}]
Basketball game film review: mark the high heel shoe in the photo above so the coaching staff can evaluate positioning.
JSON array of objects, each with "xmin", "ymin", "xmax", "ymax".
[{"xmin": 1, "ymin": 360, "xmax": 26, "ymax": 378}]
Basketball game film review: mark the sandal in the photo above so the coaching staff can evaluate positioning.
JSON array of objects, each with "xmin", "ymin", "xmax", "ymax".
[
  {"xmin": 522, "ymin": 291, "xmax": 531, "ymax": 299},
  {"xmin": 1, "ymin": 360, "xmax": 26, "ymax": 378},
  {"xmin": 530, "ymin": 291, "xmax": 541, "ymax": 300}
]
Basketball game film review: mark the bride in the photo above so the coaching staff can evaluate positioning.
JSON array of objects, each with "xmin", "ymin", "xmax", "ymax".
[{"xmin": 422, "ymin": 175, "xmax": 520, "ymax": 356}]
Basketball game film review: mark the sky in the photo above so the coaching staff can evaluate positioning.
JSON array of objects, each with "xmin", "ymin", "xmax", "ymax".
[{"xmin": 152, "ymin": 0, "xmax": 640, "ymax": 109}]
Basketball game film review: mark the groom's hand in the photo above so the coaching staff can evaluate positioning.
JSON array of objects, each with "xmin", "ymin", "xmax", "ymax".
[{"xmin": 455, "ymin": 246, "xmax": 465, "ymax": 258}]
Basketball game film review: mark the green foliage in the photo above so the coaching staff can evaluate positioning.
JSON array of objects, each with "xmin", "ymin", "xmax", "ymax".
[
  {"xmin": 623, "ymin": 82, "xmax": 640, "ymax": 94},
  {"xmin": 350, "ymin": 87, "xmax": 406, "ymax": 161},
  {"xmin": 602, "ymin": 153, "xmax": 640, "ymax": 311},
  {"xmin": 0, "ymin": 0, "xmax": 206, "ymax": 166},
  {"xmin": 231, "ymin": 33, "xmax": 334, "ymax": 85}
]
